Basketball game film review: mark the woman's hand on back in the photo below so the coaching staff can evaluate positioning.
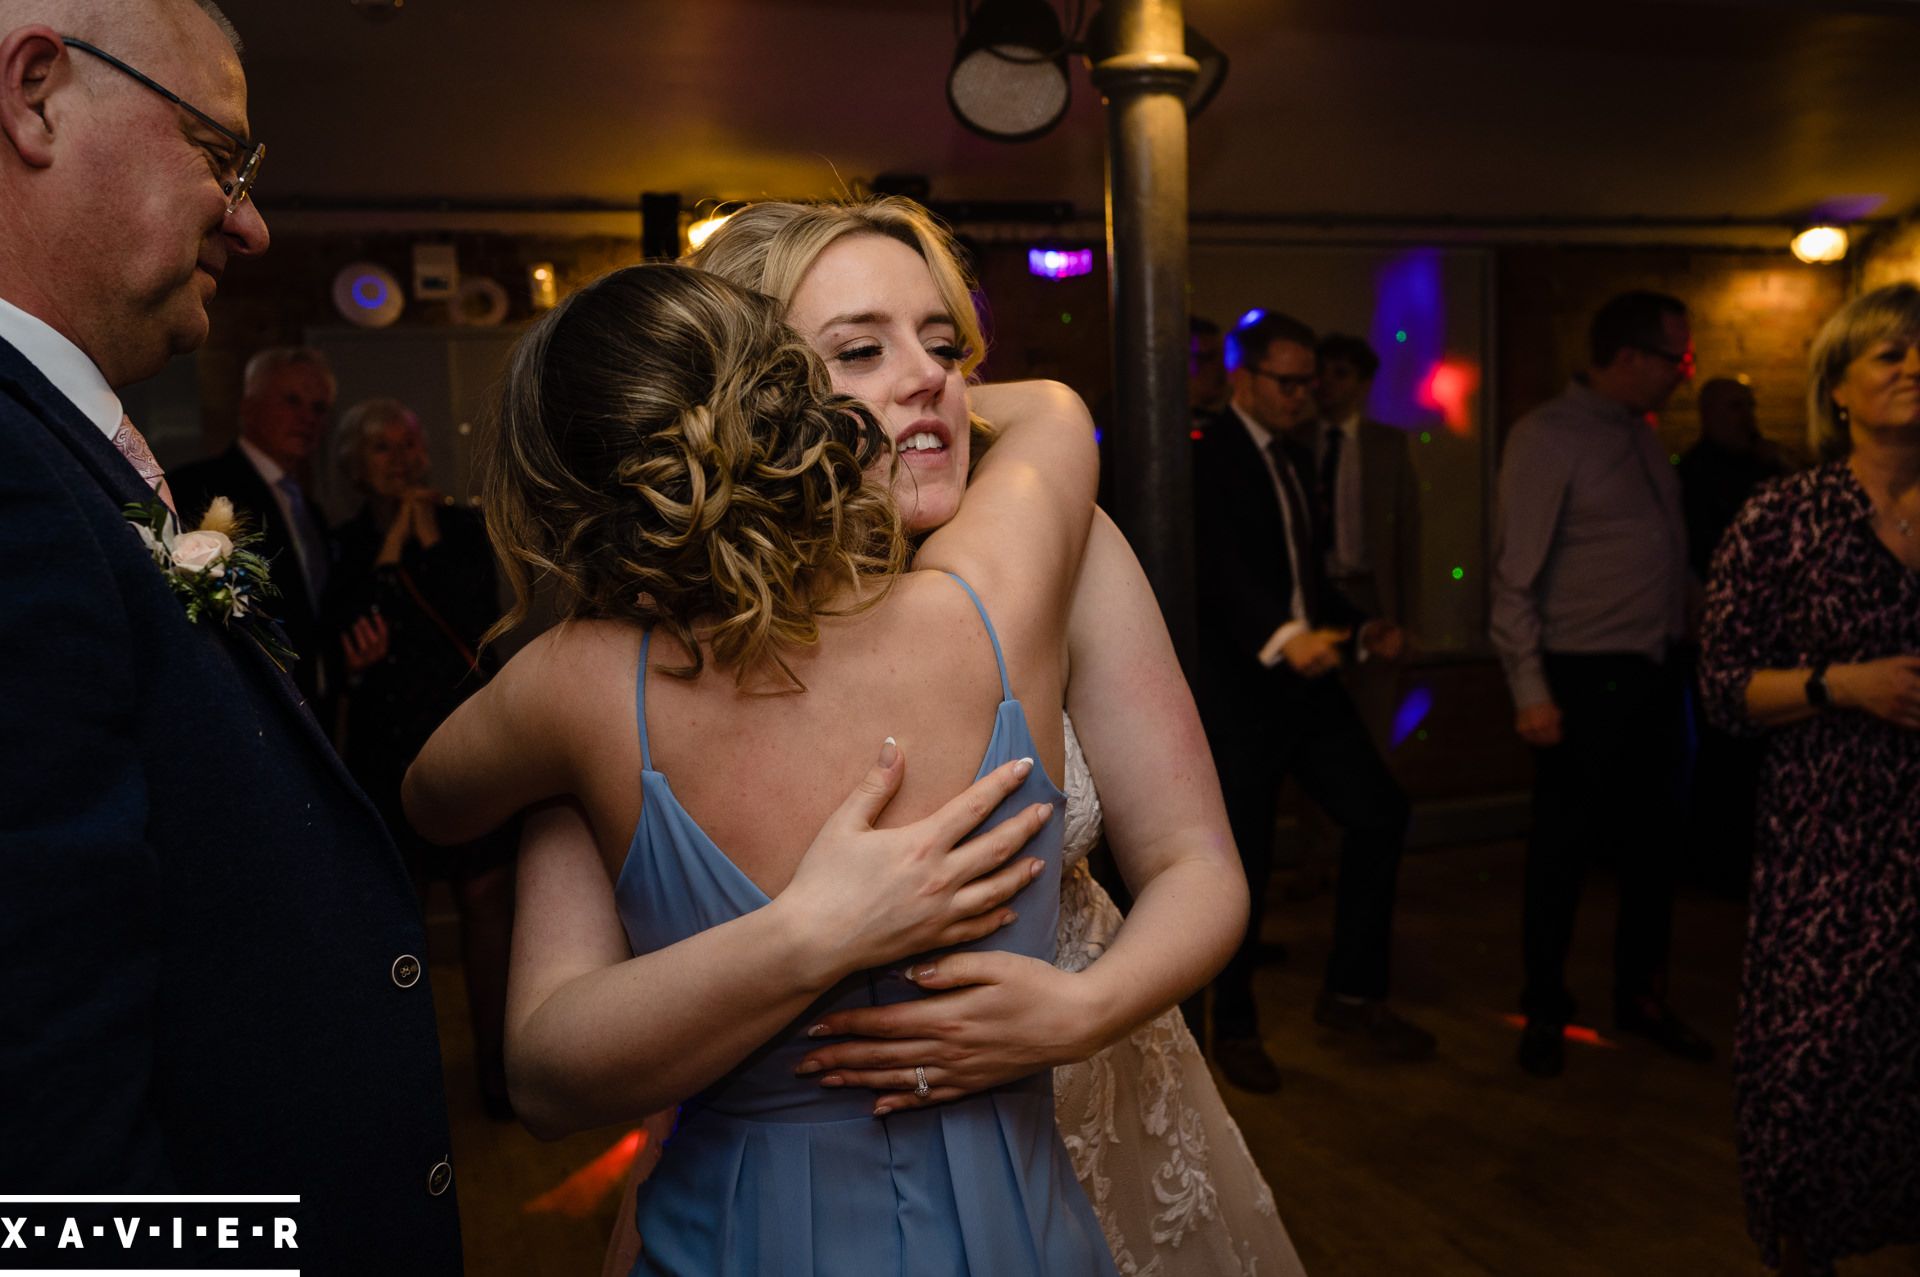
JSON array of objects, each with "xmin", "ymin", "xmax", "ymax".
[
  {"xmin": 773, "ymin": 739, "xmax": 1056, "ymax": 986},
  {"xmin": 790, "ymin": 950, "xmax": 1097, "ymax": 1112}
]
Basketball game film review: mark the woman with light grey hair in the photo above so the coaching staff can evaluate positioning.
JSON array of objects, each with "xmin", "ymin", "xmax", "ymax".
[
  {"xmin": 326, "ymin": 395, "xmax": 518, "ymax": 1120},
  {"xmin": 1698, "ymin": 281, "xmax": 1920, "ymax": 1275}
]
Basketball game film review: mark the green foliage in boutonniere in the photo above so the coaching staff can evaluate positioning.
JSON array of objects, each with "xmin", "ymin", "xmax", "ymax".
[{"xmin": 125, "ymin": 496, "xmax": 297, "ymax": 670}]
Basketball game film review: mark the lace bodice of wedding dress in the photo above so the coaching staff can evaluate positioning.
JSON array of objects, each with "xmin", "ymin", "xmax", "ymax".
[{"xmin": 1052, "ymin": 714, "xmax": 1307, "ymax": 1276}]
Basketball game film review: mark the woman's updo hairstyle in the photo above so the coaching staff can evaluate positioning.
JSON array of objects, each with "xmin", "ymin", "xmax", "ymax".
[{"xmin": 482, "ymin": 262, "xmax": 905, "ymax": 684}]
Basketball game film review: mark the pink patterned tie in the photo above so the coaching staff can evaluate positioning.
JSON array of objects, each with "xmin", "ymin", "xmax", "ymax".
[{"xmin": 111, "ymin": 413, "xmax": 176, "ymax": 516}]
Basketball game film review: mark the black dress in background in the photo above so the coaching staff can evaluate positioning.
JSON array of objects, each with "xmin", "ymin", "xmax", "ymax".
[{"xmin": 327, "ymin": 502, "xmax": 510, "ymax": 877}]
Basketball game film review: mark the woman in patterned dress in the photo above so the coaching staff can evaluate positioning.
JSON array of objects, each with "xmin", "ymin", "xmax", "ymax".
[
  {"xmin": 594, "ymin": 197, "xmax": 1305, "ymax": 1274},
  {"xmin": 1698, "ymin": 282, "xmax": 1920, "ymax": 1276}
]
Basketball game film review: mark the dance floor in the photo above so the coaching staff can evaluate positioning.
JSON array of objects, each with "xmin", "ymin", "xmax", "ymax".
[{"xmin": 427, "ymin": 839, "xmax": 1920, "ymax": 1276}]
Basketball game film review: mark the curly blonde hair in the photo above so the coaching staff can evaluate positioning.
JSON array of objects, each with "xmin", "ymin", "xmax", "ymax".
[
  {"xmin": 482, "ymin": 263, "xmax": 906, "ymax": 685},
  {"xmin": 686, "ymin": 196, "xmax": 997, "ymax": 460}
]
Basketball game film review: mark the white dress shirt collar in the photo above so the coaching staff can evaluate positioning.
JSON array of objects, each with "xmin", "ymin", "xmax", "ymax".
[
  {"xmin": 236, "ymin": 434, "xmax": 288, "ymax": 487},
  {"xmin": 0, "ymin": 296, "xmax": 124, "ymax": 441},
  {"xmin": 1230, "ymin": 401, "xmax": 1276, "ymax": 453}
]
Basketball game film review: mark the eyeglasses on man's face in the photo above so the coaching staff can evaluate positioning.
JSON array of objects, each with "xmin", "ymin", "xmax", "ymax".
[
  {"xmin": 1249, "ymin": 366, "xmax": 1317, "ymax": 395},
  {"xmin": 61, "ymin": 36, "xmax": 264, "ymax": 217},
  {"xmin": 1632, "ymin": 343, "xmax": 1696, "ymax": 377}
]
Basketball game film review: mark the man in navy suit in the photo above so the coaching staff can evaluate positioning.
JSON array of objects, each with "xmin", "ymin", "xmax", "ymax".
[
  {"xmin": 171, "ymin": 346, "xmax": 339, "ymax": 711},
  {"xmin": 0, "ymin": 2, "xmax": 463, "ymax": 1268},
  {"xmin": 1192, "ymin": 311, "xmax": 1433, "ymax": 1094}
]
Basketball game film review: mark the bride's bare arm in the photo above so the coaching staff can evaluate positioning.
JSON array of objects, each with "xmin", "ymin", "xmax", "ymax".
[
  {"xmin": 793, "ymin": 509, "xmax": 1245, "ymax": 1106},
  {"xmin": 504, "ymin": 754, "xmax": 1054, "ymax": 1137},
  {"xmin": 916, "ymin": 379, "xmax": 1097, "ymax": 669},
  {"xmin": 1046, "ymin": 508, "xmax": 1243, "ymax": 1031}
]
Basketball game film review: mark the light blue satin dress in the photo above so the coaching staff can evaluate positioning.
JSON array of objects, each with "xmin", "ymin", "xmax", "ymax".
[{"xmin": 615, "ymin": 575, "xmax": 1117, "ymax": 1276}]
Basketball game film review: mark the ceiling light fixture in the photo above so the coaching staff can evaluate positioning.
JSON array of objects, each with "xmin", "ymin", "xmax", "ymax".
[
  {"xmin": 946, "ymin": 1, "xmax": 1227, "ymax": 144},
  {"xmin": 1790, "ymin": 225, "xmax": 1848, "ymax": 264},
  {"xmin": 947, "ymin": 0, "xmax": 1074, "ymax": 143}
]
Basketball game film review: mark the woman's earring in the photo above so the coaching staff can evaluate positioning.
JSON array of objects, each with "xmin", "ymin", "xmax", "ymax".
[{"xmin": 1837, "ymin": 405, "xmax": 1850, "ymax": 427}]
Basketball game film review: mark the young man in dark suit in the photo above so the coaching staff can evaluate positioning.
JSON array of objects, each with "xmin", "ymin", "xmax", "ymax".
[
  {"xmin": 1311, "ymin": 334, "xmax": 1421, "ymax": 640},
  {"xmin": 0, "ymin": 4, "xmax": 464, "ymax": 1267},
  {"xmin": 1192, "ymin": 311, "xmax": 1434, "ymax": 1094},
  {"xmin": 170, "ymin": 345, "xmax": 338, "ymax": 711}
]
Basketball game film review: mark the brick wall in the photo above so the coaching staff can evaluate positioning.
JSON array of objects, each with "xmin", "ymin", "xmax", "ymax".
[
  {"xmin": 1859, "ymin": 218, "xmax": 1920, "ymax": 294},
  {"xmin": 1495, "ymin": 246, "xmax": 1847, "ymax": 465}
]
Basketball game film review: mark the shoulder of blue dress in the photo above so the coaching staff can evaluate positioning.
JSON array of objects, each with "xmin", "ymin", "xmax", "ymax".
[{"xmin": 996, "ymin": 699, "xmax": 1069, "ymax": 801}]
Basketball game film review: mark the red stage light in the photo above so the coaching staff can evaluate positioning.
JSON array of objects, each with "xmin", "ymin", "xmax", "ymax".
[
  {"xmin": 1415, "ymin": 358, "xmax": 1482, "ymax": 436},
  {"xmin": 1498, "ymin": 1013, "xmax": 1617, "ymax": 1049},
  {"xmin": 524, "ymin": 1128, "xmax": 647, "ymax": 1217}
]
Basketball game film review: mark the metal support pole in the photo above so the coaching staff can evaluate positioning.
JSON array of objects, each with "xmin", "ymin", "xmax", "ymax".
[{"xmin": 1091, "ymin": 1, "xmax": 1199, "ymax": 672}]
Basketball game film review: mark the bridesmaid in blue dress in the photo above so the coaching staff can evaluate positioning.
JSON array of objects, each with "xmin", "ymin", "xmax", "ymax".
[{"xmin": 405, "ymin": 262, "xmax": 1116, "ymax": 1275}]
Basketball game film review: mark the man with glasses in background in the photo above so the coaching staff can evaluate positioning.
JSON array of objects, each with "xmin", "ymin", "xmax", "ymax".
[
  {"xmin": 1492, "ymin": 290, "xmax": 1713, "ymax": 1079},
  {"xmin": 1192, "ymin": 311, "xmax": 1431, "ymax": 1095},
  {"xmin": 0, "ymin": 3, "xmax": 460, "ymax": 1269}
]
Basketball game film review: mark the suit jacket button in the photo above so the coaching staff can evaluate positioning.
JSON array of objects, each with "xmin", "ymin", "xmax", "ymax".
[
  {"xmin": 427, "ymin": 1159, "xmax": 453, "ymax": 1197},
  {"xmin": 391, "ymin": 954, "xmax": 421, "ymax": 988}
]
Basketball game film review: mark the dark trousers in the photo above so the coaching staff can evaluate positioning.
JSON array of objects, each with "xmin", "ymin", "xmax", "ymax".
[
  {"xmin": 1206, "ymin": 677, "xmax": 1411, "ymax": 1042},
  {"xmin": 1521, "ymin": 652, "xmax": 1684, "ymax": 1025}
]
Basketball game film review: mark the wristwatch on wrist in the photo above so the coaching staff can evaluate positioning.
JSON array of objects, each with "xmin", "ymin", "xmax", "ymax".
[{"xmin": 1805, "ymin": 663, "xmax": 1833, "ymax": 710}]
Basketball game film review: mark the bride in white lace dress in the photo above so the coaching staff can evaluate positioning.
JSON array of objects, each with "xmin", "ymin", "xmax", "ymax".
[
  {"xmin": 1054, "ymin": 712, "xmax": 1302, "ymax": 1274},
  {"xmin": 594, "ymin": 195, "xmax": 1305, "ymax": 1274}
]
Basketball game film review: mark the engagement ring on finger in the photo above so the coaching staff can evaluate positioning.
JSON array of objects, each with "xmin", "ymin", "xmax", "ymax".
[{"xmin": 914, "ymin": 1066, "xmax": 930, "ymax": 1098}]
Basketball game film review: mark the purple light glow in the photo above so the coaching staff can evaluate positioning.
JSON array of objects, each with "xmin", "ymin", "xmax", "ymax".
[
  {"xmin": 1390, "ymin": 685, "xmax": 1434, "ymax": 749},
  {"xmin": 1027, "ymin": 247, "xmax": 1093, "ymax": 280},
  {"xmin": 1808, "ymin": 194, "xmax": 1887, "ymax": 224},
  {"xmin": 352, "ymin": 276, "xmax": 389, "ymax": 309},
  {"xmin": 1223, "ymin": 310, "xmax": 1268, "ymax": 372}
]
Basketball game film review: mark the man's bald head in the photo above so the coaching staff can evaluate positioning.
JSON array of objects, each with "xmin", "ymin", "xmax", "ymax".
[
  {"xmin": 0, "ymin": 0, "xmax": 265, "ymax": 386},
  {"xmin": 1697, "ymin": 377, "xmax": 1759, "ymax": 454},
  {"xmin": 0, "ymin": 0, "xmax": 237, "ymax": 63}
]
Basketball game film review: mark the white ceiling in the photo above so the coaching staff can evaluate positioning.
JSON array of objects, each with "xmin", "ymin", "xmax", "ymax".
[{"xmin": 219, "ymin": 0, "xmax": 1920, "ymax": 226}]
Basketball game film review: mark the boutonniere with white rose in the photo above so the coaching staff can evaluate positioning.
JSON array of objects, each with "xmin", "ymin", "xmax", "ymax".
[{"xmin": 125, "ymin": 496, "xmax": 297, "ymax": 670}]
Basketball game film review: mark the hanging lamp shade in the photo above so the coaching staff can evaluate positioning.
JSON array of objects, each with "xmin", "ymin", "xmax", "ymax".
[{"xmin": 947, "ymin": 0, "xmax": 1073, "ymax": 143}]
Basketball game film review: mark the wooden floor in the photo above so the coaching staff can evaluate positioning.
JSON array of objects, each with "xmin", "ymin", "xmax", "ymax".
[{"xmin": 428, "ymin": 839, "xmax": 1920, "ymax": 1276}]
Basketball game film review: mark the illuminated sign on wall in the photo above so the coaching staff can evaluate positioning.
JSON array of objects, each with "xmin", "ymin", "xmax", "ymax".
[{"xmin": 1027, "ymin": 247, "xmax": 1094, "ymax": 280}]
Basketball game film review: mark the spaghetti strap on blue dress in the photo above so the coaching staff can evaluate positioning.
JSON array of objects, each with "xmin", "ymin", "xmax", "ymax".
[{"xmin": 614, "ymin": 572, "xmax": 1118, "ymax": 1276}]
